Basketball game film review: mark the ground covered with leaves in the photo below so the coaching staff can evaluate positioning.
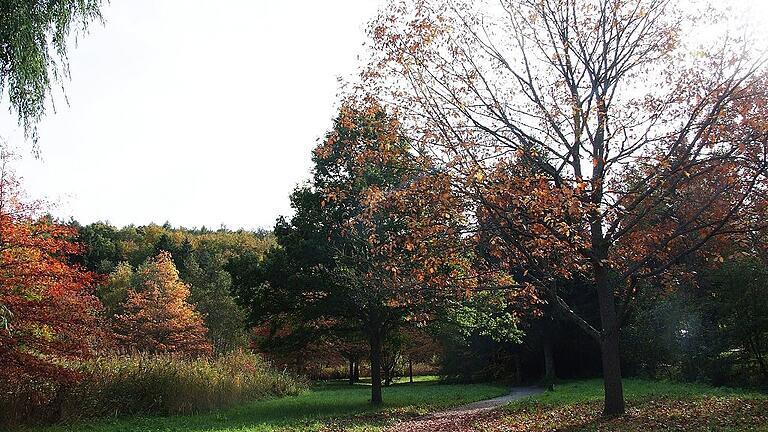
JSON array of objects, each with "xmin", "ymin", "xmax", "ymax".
[{"xmin": 475, "ymin": 380, "xmax": 768, "ymax": 432}]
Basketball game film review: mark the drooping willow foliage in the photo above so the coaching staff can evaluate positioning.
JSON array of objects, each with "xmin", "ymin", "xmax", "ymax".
[{"xmin": 0, "ymin": 0, "xmax": 103, "ymax": 146}]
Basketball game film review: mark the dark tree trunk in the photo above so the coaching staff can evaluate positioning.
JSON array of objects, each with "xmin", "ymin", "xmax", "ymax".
[
  {"xmin": 514, "ymin": 354, "xmax": 522, "ymax": 385},
  {"xmin": 369, "ymin": 332, "xmax": 383, "ymax": 405},
  {"xmin": 595, "ymin": 259, "xmax": 625, "ymax": 416},
  {"xmin": 599, "ymin": 328, "xmax": 624, "ymax": 416},
  {"xmin": 409, "ymin": 359, "xmax": 413, "ymax": 383},
  {"xmin": 354, "ymin": 359, "xmax": 360, "ymax": 382},
  {"xmin": 748, "ymin": 337, "xmax": 768, "ymax": 381},
  {"xmin": 348, "ymin": 359, "xmax": 355, "ymax": 385},
  {"xmin": 543, "ymin": 338, "xmax": 556, "ymax": 383},
  {"xmin": 384, "ymin": 361, "xmax": 394, "ymax": 386}
]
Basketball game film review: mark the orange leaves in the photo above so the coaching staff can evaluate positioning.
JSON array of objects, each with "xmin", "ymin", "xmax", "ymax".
[
  {"xmin": 113, "ymin": 252, "xmax": 212, "ymax": 357},
  {"xmin": 476, "ymin": 165, "xmax": 591, "ymax": 283},
  {"xmin": 0, "ymin": 160, "xmax": 105, "ymax": 389},
  {"xmin": 310, "ymin": 100, "xmax": 473, "ymax": 319}
]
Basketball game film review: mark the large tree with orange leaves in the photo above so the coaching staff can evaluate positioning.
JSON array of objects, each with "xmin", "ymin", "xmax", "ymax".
[
  {"xmin": 366, "ymin": 0, "xmax": 768, "ymax": 415},
  {"xmin": 114, "ymin": 252, "xmax": 212, "ymax": 356},
  {"xmin": 0, "ymin": 150, "xmax": 104, "ymax": 390},
  {"xmin": 237, "ymin": 100, "xmax": 471, "ymax": 404}
]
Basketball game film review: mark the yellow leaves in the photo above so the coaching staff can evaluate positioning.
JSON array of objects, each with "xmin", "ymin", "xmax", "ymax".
[
  {"xmin": 30, "ymin": 323, "xmax": 54, "ymax": 341},
  {"xmin": 474, "ymin": 170, "xmax": 485, "ymax": 182}
]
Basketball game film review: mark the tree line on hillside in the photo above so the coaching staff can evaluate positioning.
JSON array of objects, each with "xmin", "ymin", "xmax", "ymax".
[
  {"xmin": 0, "ymin": 153, "xmax": 278, "ymax": 388},
  {"xmin": 0, "ymin": 160, "xmax": 308, "ymax": 426},
  {"xmin": 75, "ymin": 221, "xmax": 274, "ymax": 353}
]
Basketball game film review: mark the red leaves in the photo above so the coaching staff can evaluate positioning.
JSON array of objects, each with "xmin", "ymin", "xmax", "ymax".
[{"xmin": 0, "ymin": 160, "xmax": 105, "ymax": 391}]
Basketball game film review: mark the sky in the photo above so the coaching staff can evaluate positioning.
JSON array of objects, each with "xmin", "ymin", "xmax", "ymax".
[
  {"xmin": 0, "ymin": 0, "xmax": 766, "ymax": 231},
  {"xmin": 0, "ymin": 0, "xmax": 384, "ymax": 230}
]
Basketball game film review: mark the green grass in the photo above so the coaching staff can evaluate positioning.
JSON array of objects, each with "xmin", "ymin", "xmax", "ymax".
[
  {"xmin": 27, "ymin": 377, "xmax": 508, "ymax": 432},
  {"xmin": 516, "ymin": 378, "xmax": 765, "ymax": 406},
  {"xmin": 488, "ymin": 379, "xmax": 768, "ymax": 431}
]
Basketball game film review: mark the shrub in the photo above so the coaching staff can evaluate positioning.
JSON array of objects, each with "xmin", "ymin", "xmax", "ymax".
[{"xmin": 1, "ymin": 350, "xmax": 307, "ymax": 427}]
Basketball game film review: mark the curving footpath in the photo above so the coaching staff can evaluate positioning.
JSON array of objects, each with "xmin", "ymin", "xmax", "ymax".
[{"xmin": 386, "ymin": 387, "xmax": 544, "ymax": 431}]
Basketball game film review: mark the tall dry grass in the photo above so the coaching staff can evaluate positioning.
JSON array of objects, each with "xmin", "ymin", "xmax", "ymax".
[{"xmin": 2, "ymin": 350, "xmax": 306, "ymax": 427}]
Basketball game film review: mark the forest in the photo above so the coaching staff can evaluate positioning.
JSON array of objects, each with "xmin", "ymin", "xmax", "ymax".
[{"xmin": 2, "ymin": 0, "xmax": 768, "ymax": 431}]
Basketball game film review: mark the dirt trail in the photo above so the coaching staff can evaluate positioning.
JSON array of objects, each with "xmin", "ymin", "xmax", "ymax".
[{"xmin": 386, "ymin": 387, "xmax": 543, "ymax": 431}]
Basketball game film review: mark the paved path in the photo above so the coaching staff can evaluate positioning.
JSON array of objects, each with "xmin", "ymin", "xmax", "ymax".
[{"xmin": 386, "ymin": 387, "xmax": 544, "ymax": 431}]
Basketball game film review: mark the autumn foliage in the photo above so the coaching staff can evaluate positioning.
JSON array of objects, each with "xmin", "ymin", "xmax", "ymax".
[
  {"xmin": 114, "ymin": 251, "xmax": 213, "ymax": 356},
  {"xmin": 0, "ymin": 155, "xmax": 104, "ymax": 391},
  {"xmin": 365, "ymin": 0, "xmax": 768, "ymax": 415}
]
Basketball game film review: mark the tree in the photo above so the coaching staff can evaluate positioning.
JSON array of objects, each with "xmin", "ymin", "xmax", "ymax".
[
  {"xmin": 1, "ymin": 0, "xmax": 103, "ymax": 146},
  {"xmin": 182, "ymin": 253, "xmax": 249, "ymax": 353},
  {"xmin": 236, "ymin": 101, "xmax": 471, "ymax": 404},
  {"xmin": 709, "ymin": 257, "xmax": 768, "ymax": 383},
  {"xmin": 0, "ymin": 149, "xmax": 104, "ymax": 389},
  {"xmin": 76, "ymin": 222, "xmax": 270, "ymax": 353},
  {"xmin": 97, "ymin": 261, "xmax": 134, "ymax": 317},
  {"xmin": 337, "ymin": 335, "xmax": 367, "ymax": 385},
  {"xmin": 398, "ymin": 327, "xmax": 442, "ymax": 383},
  {"xmin": 75, "ymin": 221, "xmax": 120, "ymax": 273},
  {"xmin": 436, "ymin": 290, "xmax": 524, "ymax": 381},
  {"xmin": 367, "ymin": 0, "xmax": 768, "ymax": 415},
  {"xmin": 114, "ymin": 252, "xmax": 212, "ymax": 356}
]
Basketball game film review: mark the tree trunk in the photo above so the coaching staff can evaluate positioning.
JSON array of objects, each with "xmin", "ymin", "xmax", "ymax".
[
  {"xmin": 595, "ymin": 260, "xmax": 625, "ymax": 416},
  {"xmin": 369, "ymin": 332, "xmax": 383, "ymax": 405},
  {"xmin": 748, "ymin": 336, "xmax": 768, "ymax": 381},
  {"xmin": 384, "ymin": 366, "xmax": 392, "ymax": 387},
  {"xmin": 348, "ymin": 359, "xmax": 355, "ymax": 385},
  {"xmin": 514, "ymin": 354, "xmax": 522, "ymax": 385},
  {"xmin": 384, "ymin": 359, "xmax": 395, "ymax": 386},
  {"xmin": 409, "ymin": 359, "xmax": 413, "ymax": 383},
  {"xmin": 599, "ymin": 327, "xmax": 624, "ymax": 416},
  {"xmin": 354, "ymin": 359, "xmax": 360, "ymax": 382},
  {"xmin": 543, "ymin": 338, "xmax": 556, "ymax": 383}
]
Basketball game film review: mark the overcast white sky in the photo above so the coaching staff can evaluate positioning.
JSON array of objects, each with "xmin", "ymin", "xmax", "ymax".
[
  {"xmin": 0, "ymin": 0, "xmax": 384, "ymax": 230},
  {"xmin": 0, "ymin": 0, "xmax": 766, "ymax": 230}
]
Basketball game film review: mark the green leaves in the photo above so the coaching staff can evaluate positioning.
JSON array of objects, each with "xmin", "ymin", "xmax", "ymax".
[
  {"xmin": 0, "ymin": 0, "xmax": 103, "ymax": 146},
  {"xmin": 443, "ymin": 292, "xmax": 523, "ymax": 344}
]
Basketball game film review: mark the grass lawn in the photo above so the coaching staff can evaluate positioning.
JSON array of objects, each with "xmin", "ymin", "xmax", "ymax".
[
  {"xmin": 26, "ymin": 376, "xmax": 507, "ymax": 432},
  {"xmin": 477, "ymin": 379, "xmax": 768, "ymax": 431}
]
